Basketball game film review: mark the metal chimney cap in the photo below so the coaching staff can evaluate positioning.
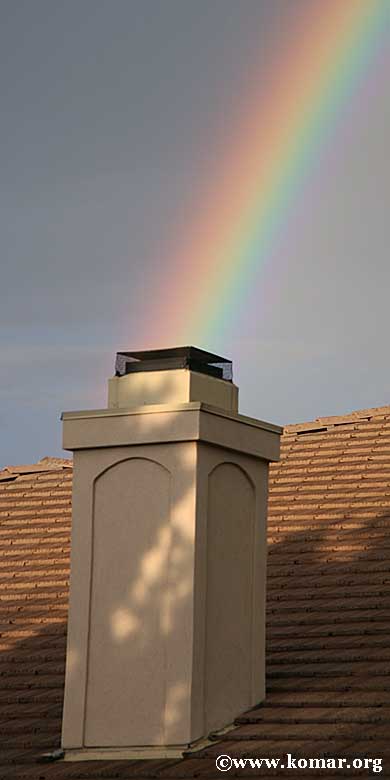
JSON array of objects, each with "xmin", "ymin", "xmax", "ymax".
[{"xmin": 115, "ymin": 346, "xmax": 233, "ymax": 382}]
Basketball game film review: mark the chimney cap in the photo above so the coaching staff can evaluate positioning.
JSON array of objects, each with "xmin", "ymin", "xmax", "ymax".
[{"xmin": 115, "ymin": 346, "xmax": 233, "ymax": 382}]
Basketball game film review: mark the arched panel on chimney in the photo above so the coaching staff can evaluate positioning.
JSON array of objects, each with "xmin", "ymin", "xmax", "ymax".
[
  {"xmin": 205, "ymin": 462, "xmax": 255, "ymax": 732},
  {"xmin": 84, "ymin": 457, "xmax": 172, "ymax": 747}
]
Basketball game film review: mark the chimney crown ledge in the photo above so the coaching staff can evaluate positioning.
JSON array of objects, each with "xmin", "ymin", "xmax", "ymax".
[
  {"xmin": 62, "ymin": 402, "xmax": 281, "ymax": 461},
  {"xmin": 61, "ymin": 401, "xmax": 282, "ymax": 435}
]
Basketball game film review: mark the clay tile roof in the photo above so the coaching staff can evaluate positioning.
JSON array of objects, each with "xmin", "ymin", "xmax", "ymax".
[{"xmin": 1, "ymin": 405, "xmax": 390, "ymax": 778}]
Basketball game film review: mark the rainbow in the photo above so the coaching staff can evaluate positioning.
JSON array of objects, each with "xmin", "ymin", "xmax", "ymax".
[{"xmin": 143, "ymin": 0, "xmax": 389, "ymax": 347}]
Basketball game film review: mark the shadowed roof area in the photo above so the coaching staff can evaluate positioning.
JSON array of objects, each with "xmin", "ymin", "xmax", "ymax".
[{"xmin": 1, "ymin": 409, "xmax": 390, "ymax": 777}]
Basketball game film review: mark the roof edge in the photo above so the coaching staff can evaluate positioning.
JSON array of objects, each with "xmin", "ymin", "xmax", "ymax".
[
  {"xmin": 0, "ymin": 456, "xmax": 73, "ymax": 482},
  {"xmin": 284, "ymin": 404, "xmax": 390, "ymax": 435}
]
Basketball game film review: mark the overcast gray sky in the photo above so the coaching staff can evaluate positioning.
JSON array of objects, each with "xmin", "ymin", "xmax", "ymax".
[{"xmin": 1, "ymin": 0, "xmax": 389, "ymax": 467}]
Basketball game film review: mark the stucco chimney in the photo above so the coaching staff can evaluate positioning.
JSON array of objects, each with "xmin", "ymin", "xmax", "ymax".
[{"xmin": 61, "ymin": 346, "xmax": 281, "ymax": 760}]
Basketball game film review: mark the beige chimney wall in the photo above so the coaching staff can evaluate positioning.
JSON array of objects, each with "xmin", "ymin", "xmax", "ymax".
[
  {"xmin": 61, "ymin": 348, "xmax": 281, "ymax": 760},
  {"xmin": 108, "ymin": 368, "xmax": 239, "ymax": 411}
]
